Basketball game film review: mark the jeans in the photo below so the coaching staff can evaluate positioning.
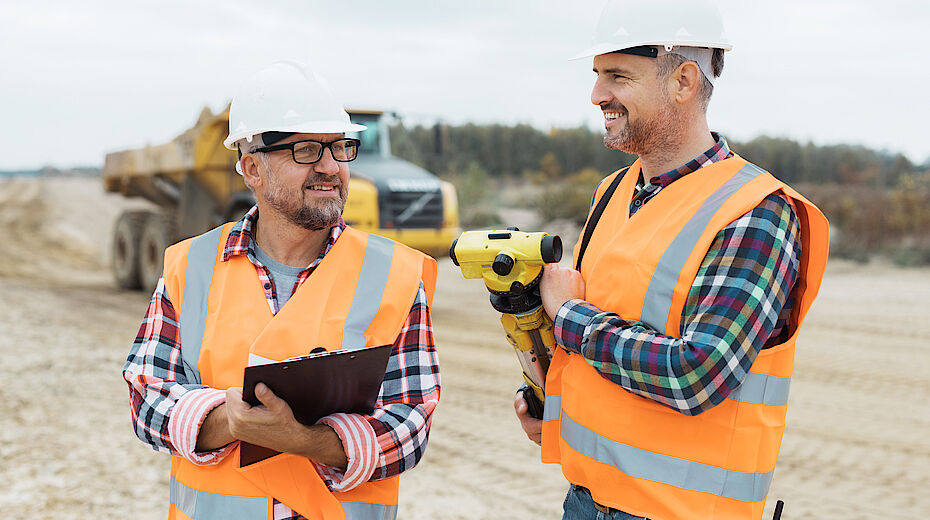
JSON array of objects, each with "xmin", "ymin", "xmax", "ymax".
[{"xmin": 562, "ymin": 485, "xmax": 648, "ymax": 520}]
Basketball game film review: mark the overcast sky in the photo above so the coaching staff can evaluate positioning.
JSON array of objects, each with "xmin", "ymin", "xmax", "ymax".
[{"xmin": 2, "ymin": 0, "xmax": 929, "ymax": 170}]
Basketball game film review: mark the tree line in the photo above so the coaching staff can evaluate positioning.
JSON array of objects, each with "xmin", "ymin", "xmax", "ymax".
[
  {"xmin": 390, "ymin": 122, "xmax": 923, "ymax": 187},
  {"xmin": 390, "ymin": 122, "xmax": 930, "ymax": 265}
]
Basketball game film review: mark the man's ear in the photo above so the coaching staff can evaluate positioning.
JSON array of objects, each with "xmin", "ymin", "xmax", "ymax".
[
  {"xmin": 671, "ymin": 61, "xmax": 702, "ymax": 105},
  {"xmin": 240, "ymin": 153, "xmax": 262, "ymax": 190}
]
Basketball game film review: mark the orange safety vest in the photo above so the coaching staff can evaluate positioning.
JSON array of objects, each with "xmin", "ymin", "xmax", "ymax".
[
  {"xmin": 541, "ymin": 156, "xmax": 829, "ymax": 520},
  {"xmin": 161, "ymin": 224, "xmax": 437, "ymax": 520}
]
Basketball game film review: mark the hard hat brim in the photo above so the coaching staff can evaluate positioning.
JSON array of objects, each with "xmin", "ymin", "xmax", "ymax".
[
  {"xmin": 569, "ymin": 40, "xmax": 733, "ymax": 61},
  {"xmin": 223, "ymin": 121, "xmax": 367, "ymax": 150}
]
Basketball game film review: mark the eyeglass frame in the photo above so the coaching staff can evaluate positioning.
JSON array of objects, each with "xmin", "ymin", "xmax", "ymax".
[{"xmin": 252, "ymin": 137, "xmax": 362, "ymax": 164}]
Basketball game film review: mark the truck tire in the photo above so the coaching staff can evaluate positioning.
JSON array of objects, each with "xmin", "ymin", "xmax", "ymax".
[
  {"xmin": 112, "ymin": 210, "xmax": 150, "ymax": 290},
  {"xmin": 138, "ymin": 213, "xmax": 176, "ymax": 295}
]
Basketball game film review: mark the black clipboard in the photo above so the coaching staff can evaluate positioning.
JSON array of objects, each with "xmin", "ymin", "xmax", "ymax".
[{"xmin": 239, "ymin": 344, "xmax": 393, "ymax": 467}]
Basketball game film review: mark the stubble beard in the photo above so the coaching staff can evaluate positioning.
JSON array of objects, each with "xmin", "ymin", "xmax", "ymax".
[
  {"xmin": 602, "ymin": 95, "xmax": 685, "ymax": 157},
  {"xmin": 263, "ymin": 167, "xmax": 347, "ymax": 231}
]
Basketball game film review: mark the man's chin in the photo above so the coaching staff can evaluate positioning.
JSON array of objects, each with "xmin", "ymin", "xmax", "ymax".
[
  {"xmin": 603, "ymin": 134, "xmax": 635, "ymax": 154},
  {"xmin": 284, "ymin": 200, "xmax": 344, "ymax": 231}
]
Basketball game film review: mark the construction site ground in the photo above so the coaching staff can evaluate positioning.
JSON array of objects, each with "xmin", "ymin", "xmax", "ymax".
[{"xmin": 1, "ymin": 175, "xmax": 927, "ymax": 519}]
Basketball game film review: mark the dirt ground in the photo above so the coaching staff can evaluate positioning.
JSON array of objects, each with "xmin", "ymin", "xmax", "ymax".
[{"xmin": 1, "ymin": 176, "xmax": 928, "ymax": 519}]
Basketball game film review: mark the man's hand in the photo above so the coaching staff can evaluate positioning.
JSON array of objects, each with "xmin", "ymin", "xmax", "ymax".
[
  {"xmin": 226, "ymin": 384, "xmax": 301, "ymax": 452},
  {"xmin": 514, "ymin": 392, "xmax": 542, "ymax": 446},
  {"xmin": 226, "ymin": 384, "xmax": 348, "ymax": 469},
  {"xmin": 540, "ymin": 264, "xmax": 586, "ymax": 321}
]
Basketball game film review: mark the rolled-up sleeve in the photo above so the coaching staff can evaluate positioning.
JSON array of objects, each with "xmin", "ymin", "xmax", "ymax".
[
  {"xmin": 122, "ymin": 275, "xmax": 234, "ymax": 465},
  {"xmin": 313, "ymin": 283, "xmax": 440, "ymax": 491}
]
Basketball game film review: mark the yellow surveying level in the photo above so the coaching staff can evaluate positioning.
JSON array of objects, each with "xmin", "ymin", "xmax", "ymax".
[{"xmin": 450, "ymin": 227, "xmax": 562, "ymax": 419}]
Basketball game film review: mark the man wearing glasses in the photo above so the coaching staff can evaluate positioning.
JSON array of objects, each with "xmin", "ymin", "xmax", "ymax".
[{"xmin": 123, "ymin": 61, "xmax": 439, "ymax": 520}]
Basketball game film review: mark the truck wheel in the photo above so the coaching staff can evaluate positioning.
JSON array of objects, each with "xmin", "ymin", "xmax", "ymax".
[
  {"xmin": 112, "ymin": 210, "xmax": 150, "ymax": 290},
  {"xmin": 138, "ymin": 213, "xmax": 176, "ymax": 295}
]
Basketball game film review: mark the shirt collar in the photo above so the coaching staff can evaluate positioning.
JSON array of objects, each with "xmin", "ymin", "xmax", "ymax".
[
  {"xmin": 222, "ymin": 205, "xmax": 346, "ymax": 266},
  {"xmin": 647, "ymin": 132, "xmax": 732, "ymax": 188}
]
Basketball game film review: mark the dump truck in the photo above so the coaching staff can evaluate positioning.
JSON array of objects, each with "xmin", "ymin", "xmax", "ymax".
[{"xmin": 103, "ymin": 107, "xmax": 460, "ymax": 293}]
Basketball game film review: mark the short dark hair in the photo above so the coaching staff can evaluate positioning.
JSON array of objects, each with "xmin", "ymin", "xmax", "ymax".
[
  {"xmin": 711, "ymin": 47, "xmax": 725, "ymax": 78},
  {"xmin": 656, "ymin": 48, "xmax": 725, "ymax": 111}
]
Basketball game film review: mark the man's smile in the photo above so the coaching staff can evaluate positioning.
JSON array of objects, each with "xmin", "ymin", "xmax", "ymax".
[
  {"xmin": 603, "ymin": 110, "xmax": 627, "ymax": 129},
  {"xmin": 302, "ymin": 178, "xmax": 342, "ymax": 197}
]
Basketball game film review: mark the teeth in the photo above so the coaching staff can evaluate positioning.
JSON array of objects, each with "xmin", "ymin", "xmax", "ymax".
[
  {"xmin": 604, "ymin": 111, "xmax": 621, "ymax": 121},
  {"xmin": 307, "ymin": 185, "xmax": 335, "ymax": 191}
]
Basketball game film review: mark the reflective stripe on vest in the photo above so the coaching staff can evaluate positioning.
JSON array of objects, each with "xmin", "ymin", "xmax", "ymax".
[
  {"xmin": 170, "ymin": 477, "xmax": 266, "ymax": 520},
  {"xmin": 544, "ymin": 370, "xmax": 789, "ymax": 421},
  {"xmin": 542, "ymin": 360, "xmax": 791, "ymax": 484},
  {"xmin": 640, "ymin": 163, "xmax": 764, "ymax": 331},
  {"xmin": 542, "ymin": 396, "xmax": 561, "ymax": 421},
  {"xmin": 179, "ymin": 225, "xmax": 225, "ymax": 384},
  {"xmin": 343, "ymin": 234, "xmax": 395, "ymax": 350},
  {"xmin": 729, "ymin": 372, "xmax": 791, "ymax": 406},
  {"xmin": 340, "ymin": 502, "xmax": 399, "ymax": 520},
  {"xmin": 547, "ymin": 398, "xmax": 774, "ymax": 503},
  {"xmin": 170, "ymin": 478, "xmax": 398, "ymax": 520}
]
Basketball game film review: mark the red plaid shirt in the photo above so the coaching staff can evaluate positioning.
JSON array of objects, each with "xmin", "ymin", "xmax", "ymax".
[{"xmin": 123, "ymin": 207, "xmax": 440, "ymax": 519}]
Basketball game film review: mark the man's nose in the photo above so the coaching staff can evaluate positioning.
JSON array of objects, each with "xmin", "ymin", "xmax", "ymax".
[
  {"xmin": 591, "ymin": 77, "xmax": 611, "ymax": 107},
  {"xmin": 313, "ymin": 147, "xmax": 340, "ymax": 175}
]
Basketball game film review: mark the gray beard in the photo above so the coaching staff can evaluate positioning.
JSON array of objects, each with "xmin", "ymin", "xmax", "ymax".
[
  {"xmin": 271, "ymin": 196, "xmax": 343, "ymax": 231},
  {"xmin": 262, "ymin": 163, "xmax": 346, "ymax": 231}
]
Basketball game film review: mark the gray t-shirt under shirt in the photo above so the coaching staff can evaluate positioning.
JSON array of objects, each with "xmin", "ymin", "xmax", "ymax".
[{"xmin": 253, "ymin": 242, "xmax": 306, "ymax": 309}]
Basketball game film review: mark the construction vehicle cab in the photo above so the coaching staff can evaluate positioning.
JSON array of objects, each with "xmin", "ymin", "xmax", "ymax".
[
  {"xmin": 103, "ymin": 107, "xmax": 459, "ymax": 293},
  {"xmin": 343, "ymin": 110, "xmax": 460, "ymax": 256}
]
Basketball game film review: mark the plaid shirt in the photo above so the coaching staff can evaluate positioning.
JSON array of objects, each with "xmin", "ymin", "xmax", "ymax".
[
  {"xmin": 123, "ymin": 207, "xmax": 440, "ymax": 519},
  {"xmin": 555, "ymin": 134, "xmax": 801, "ymax": 415}
]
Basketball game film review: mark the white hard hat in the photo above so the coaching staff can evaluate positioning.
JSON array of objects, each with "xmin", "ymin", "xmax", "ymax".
[
  {"xmin": 572, "ymin": 0, "xmax": 732, "ymax": 60},
  {"xmin": 223, "ymin": 60, "xmax": 366, "ymax": 151}
]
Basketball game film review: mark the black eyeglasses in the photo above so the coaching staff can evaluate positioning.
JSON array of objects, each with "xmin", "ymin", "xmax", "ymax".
[{"xmin": 254, "ymin": 138, "xmax": 361, "ymax": 164}]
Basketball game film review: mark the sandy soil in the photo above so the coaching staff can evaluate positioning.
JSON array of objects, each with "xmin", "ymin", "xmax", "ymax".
[{"xmin": 1, "ymin": 176, "xmax": 928, "ymax": 519}]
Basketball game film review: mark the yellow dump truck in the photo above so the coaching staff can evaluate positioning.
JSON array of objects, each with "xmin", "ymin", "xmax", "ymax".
[{"xmin": 103, "ymin": 107, "xmax": 460, "ymax": 292}]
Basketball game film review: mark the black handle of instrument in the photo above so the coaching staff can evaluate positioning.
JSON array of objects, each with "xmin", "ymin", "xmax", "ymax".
[
  {"xmin": 522, "ymin": 386, "xmax": 545, "ymax": 420},
  {"xmin": 773, "ymin": 500, "xmax": 784, "ymax": 520}
]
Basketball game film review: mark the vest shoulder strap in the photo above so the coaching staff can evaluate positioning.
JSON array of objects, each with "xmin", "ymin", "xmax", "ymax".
[
  {"xmin": 389, "ymin": 238, "xmax": 437, "ymax": 305},
  {"xmin": 575, "ymin": 167, "xmax": 630, "ymax": 271},
  {"xmin": 177, "ymin": 224, "xmax": 227, "ymax": 384}
]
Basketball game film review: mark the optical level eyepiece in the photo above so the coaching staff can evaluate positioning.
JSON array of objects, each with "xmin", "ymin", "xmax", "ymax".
[{"xmin": 540, "ymin": 235, "xmax": 562, "ymax": 264}]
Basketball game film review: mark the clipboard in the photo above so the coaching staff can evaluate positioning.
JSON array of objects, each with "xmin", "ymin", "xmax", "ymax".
[{"xmin": 239, "ymin": 344, "xmax": 393, "ymax": 467}]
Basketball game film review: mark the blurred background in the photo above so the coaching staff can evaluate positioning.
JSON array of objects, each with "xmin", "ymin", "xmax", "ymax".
[{"xmin": 1, "ymin": 1, "xmax": 928, "ymax": 519}]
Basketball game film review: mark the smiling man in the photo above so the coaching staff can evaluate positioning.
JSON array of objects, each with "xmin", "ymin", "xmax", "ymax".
[
  {"xmin": 123, "ymin": 61, "xmax": 440, "ymax": 520},
  {"xmin": 512, "ymin": 1, "xmax": 830, "ymax": 519}
]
